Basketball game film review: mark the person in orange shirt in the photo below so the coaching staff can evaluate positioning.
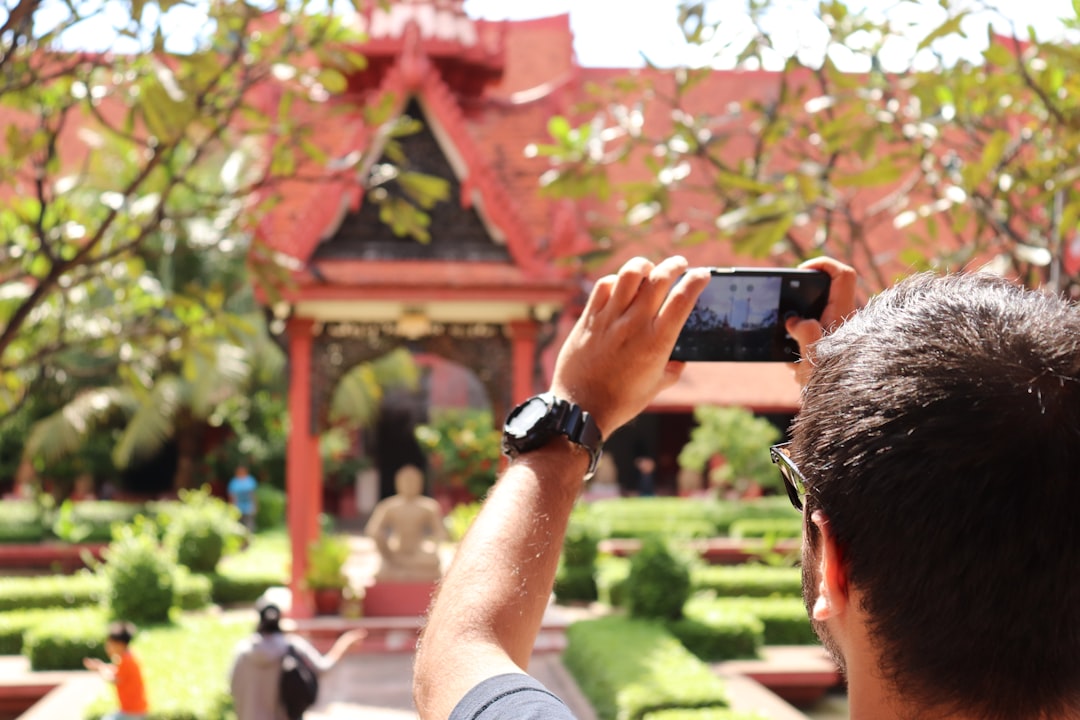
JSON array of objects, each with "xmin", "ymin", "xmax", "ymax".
[{"xmin": 83, "ymin": 621, "xmax": 149, "ymax": 720}]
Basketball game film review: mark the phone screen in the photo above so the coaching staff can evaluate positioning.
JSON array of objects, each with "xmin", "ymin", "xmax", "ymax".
[{"xmin": 671, "ymin": 269, "xmax": 829, "ymax": 362}]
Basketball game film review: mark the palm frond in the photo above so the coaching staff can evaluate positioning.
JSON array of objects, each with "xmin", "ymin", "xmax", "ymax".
[
  {"xmin": 23, "ymin": 387, "xmax": 136, "ymax": 464},
  {"xmin": 112, "ymin": 375, "xmax": 187, "ymax": 468},
  {"xmin": 330, "ymin": 364, "xmax": 381, "ymax": 428},
  {"xmin": 328, "ymin": 349, "xmax": 418, "ymax": 429},
  {"xmin": 369, "ymin": 348, "xmax": 420, "ymax": 388},
  {"xmin": 187, "ymin": 342, "xmax": 253, "ymax": 418}
]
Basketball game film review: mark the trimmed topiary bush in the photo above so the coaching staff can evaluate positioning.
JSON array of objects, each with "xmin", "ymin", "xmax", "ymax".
[
  {"xmin": 161, "ymin": 487, "xmax": 244, "ymax": 574},
  {"xmin": 563, "ymin": 616, "xmax": 732, "ymax": 720},
  {"xmin": 102, "ymin": 521, "xmax": 176, "ymax": 624},
  {"xmin": 627, "ymin": 537, "xmax": 692, "ymax": 620},
  {"xmin": 254, "ymin": 484, "xmax": 286, "ymax": 531},
  {"xmin": 556, "ymin": 524, "xmax": 599, "ymax": 603}
]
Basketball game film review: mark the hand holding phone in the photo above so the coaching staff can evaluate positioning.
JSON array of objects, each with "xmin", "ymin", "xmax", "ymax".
[{"xmin": 671, "ymin": 267, "xmax": 831, "ymax": 362}]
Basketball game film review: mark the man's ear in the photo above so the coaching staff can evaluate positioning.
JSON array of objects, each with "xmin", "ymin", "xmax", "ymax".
[{"xmin": 809, "ymin": 510, "xmax": 848, "ymax": 621}]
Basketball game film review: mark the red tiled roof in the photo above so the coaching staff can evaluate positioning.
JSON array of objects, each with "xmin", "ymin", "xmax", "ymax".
[{"xmin": 652, "ymin": 362, "xmax": 803, "ymax": 414}]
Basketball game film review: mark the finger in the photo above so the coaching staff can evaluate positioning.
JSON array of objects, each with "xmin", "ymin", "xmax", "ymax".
[
  {"xmin": 798, "ymin": 257, "xmax": 857, "ymax": 331},
  {"xmin": 583, "ymin": 275, "xmax": 617, "ymax": 317},
  {"xmin": 785, "ymin": 316, "xmax": 824, "ymax": 355},
  {"xmin": 655, "ymin": 267, "xmax": 710, "ymax": 344},
  {"xmin": 632, "ymin": 255, "xmax": 691, "ymax": 318},
  {"xmin": 604, "ymin": 257, "xmax": 654, "ymax": 316}
]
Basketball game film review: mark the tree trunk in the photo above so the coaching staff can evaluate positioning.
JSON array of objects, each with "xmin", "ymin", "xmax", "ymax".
[{"xmin": 172, "ymin": 414, "xmax": 205, "ymax": 491}]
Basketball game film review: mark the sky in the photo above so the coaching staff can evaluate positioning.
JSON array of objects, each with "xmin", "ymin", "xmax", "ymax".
[
  {"xmin": 33, "ymin": 0, "xmax": 1077, "ymax": 70},
  {"xmin": 461, "ymin": 0, "xmax": 1076, "ymax": 71}
]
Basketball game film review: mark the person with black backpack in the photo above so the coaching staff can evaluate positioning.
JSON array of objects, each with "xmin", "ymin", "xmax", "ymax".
[{"xmin": 229, "ymin": 597, "xmax": 366, "ymax": 720}]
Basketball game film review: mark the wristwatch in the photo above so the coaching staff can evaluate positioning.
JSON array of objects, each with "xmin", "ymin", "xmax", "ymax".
[{"xmin": 502, "ymin": 392, "xmax": 604, "ymax": 480}]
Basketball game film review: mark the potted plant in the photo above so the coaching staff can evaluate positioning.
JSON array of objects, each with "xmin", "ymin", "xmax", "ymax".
[
  {"xmin": 415, "ymin": 408, "xmax": 501, "ymax": 509},
  {"xmin": 305, "ymin": 534, "xmax": 351, "ymax": 615}
]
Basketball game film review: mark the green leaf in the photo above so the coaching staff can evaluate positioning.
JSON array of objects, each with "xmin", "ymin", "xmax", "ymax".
[
  {"xmin": 833, "ymin": 161, "xmax": 905, "ymax": 188},
  {"xmin": 317, "ymin": 69, "xmax": 348, "ymax": 95},
  {"xmin": 548, "ymin": 116, "xmax": 572, "ymax": 142},
  {"xmin": 983, "ymin": 42, "xmax": 1014, "ymax": 68},
  {"xmin": 918, "ymin": 11, "xmax": 969, "ymax": 51}
]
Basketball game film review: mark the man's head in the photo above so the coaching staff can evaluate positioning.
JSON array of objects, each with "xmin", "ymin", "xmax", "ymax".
[
  {"xmin": 255, "ymin": 598, "xmax": 282, "ymax": 634},
  {"xmin": 791, "ymin": 271, "xmax": 1080, "ymax": 719},
  {"xmin": 105, "ymin": 621, "xmax": 137, "ymax": 657}
]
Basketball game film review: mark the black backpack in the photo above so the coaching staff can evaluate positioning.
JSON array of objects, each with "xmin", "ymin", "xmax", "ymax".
[{"xmin": 280, "ymin": 643, "xmax": 319, "ymax": 720}]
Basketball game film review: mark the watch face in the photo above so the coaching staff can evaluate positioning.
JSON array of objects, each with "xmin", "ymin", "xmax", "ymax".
[{"xmin": 506, "ymin": 396, "xmax": 549, "ymax": 437}]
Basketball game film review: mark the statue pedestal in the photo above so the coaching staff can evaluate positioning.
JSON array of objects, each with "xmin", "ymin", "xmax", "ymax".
[{"xmin": 362, "ymin": 581, "xmax": 438, "ymax": 617}]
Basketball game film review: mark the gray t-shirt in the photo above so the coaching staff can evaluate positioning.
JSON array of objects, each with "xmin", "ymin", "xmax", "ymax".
[{"xmin": 449, "ymin": 673, "xmax": 578, "ymax": 720}]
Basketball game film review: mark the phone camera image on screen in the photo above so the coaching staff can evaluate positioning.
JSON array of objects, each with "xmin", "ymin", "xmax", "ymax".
[
  {"xmin": 671, "ymin": 268, "xmax": 830, "ymax": 363},
  {"xmin": 674, "ymin": 277, "xmax": 782, "ymax": 362}
]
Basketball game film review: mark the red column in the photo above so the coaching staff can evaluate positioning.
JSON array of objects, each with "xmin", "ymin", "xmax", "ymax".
[
  {"xmin": 507, "ymin": 319, "xmax": 539, "ymax": 406},
  {"xmin": 286, "ymin": 317, "xmax": 317, "ymax": 619}
]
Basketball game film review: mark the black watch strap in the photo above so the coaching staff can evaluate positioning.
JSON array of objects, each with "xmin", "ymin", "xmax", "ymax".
[{"xmin": 503, "ymin": 393, "xmax": 604, "ymax": 480}]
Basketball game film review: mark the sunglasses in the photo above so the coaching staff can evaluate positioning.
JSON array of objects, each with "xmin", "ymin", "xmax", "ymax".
[{"xmin": 769, "ymin": 442, "xmax": 808, "ymax": 512}]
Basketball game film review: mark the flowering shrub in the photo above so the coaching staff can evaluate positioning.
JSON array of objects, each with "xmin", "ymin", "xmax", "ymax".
[{"xmin": 415, "ymin": 409, "xmax": 501, "ymax": 499}]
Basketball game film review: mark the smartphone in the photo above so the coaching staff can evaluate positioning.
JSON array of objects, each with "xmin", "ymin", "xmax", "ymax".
[{"xmin": 671, "ymin": 268, "xmax": 831, "ymax": 362}]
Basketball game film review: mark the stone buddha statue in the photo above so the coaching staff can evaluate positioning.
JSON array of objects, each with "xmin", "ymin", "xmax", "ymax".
[{"xmin": 364, "ymin": 465, "xmax": 448, "ymax": 583}]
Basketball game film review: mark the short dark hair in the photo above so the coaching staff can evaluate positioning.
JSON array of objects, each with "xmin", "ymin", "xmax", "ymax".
[
  {"xmin": 792, "ymin": 271, "xmax": 1080, "ymax": 719},
  {"xmin": 256, "ymin": 599, "xmax": 282, "ymax": 635},
  {"xmin": 107, "ymin": 621, "xmax": 137, "ymax": 646}
]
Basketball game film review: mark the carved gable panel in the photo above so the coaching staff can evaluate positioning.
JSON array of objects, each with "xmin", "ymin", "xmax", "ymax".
[{"xmin": 312, "ymin": 99, "xmax": 510, "ymax": 263}]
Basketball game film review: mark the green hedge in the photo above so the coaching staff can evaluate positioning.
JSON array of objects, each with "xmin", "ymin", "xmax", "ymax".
[
  {"xmin": 0, "ymin": 572, "xmax": 105, "ymax": 611},
  {"xmin": 23, "ymin": 612, "xmax": 109, "ymax": 670},
  {"xmin": 572, "ymin": 498, "xmax": 723, "ymax": 539},
  {"xmin": 0, "ymin": 569, "xmax": 218, "ymax": 615},
  {"xmin": 596, "ymin": 556, "xmax": 631, "ymax": 607},
  {"xmin": 84, "ymin": 615, "xmax": 251, "ymax": 720},
  {"xmin": 0, "ymin": 608, "xmax": 107, "ymax": 655},
  {"xmin": 55, "ymin": 501, "xmax": 144, "ymax": 543},
  {"xmin": 174, "ymin": 572, "xmax": 213, "ymax": 611},
  {"xmin": 569, "ymin": 497, "xmax": 797, "ymax": 541},
  {"xmin": 0, "ymin": 501, "xmax": 47, "ymax": 543},
  {"xmin": 708, "ymin": 497, "xmax": 796, "ymax": 535},
  {"xmin": 686, "ymin": 596, "xmax": 818, "ymax": 647},
  {"xmin": 644, "ymin": 710, "xmax": 767, "ymax": 720},
  {"xmin": 207, "ymin": 570, "xmax": 285, "ymax": 605},
  {"xmin": 563, "ymin": 616, "xmax": 732, "ymax": 720},
  {"xmin": 599, "ymin": 561, "xmax": 802, "ymax": 607},
  {"xmin": 691, "ymin": 565, "xmax": 802, "ymax": 598},
  {"xmin": 727, "ymin": 518, "xmax": 803, "ymax": 540},
  {"xmin": 209, "ymin": 530, "xmax": 289, "ymax": 605},
  {"xmin": 0, "ymin": 500, "xmax": 147, "ymax": 544},
  {"xmin": 669, "ymin": 608, "xmax": 763, "ymax": 661}
]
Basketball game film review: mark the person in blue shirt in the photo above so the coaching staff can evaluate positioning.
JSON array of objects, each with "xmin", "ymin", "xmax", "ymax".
[{"xmin": 227, "ymin": 465, "xmax": 258, "ymax": 532}]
